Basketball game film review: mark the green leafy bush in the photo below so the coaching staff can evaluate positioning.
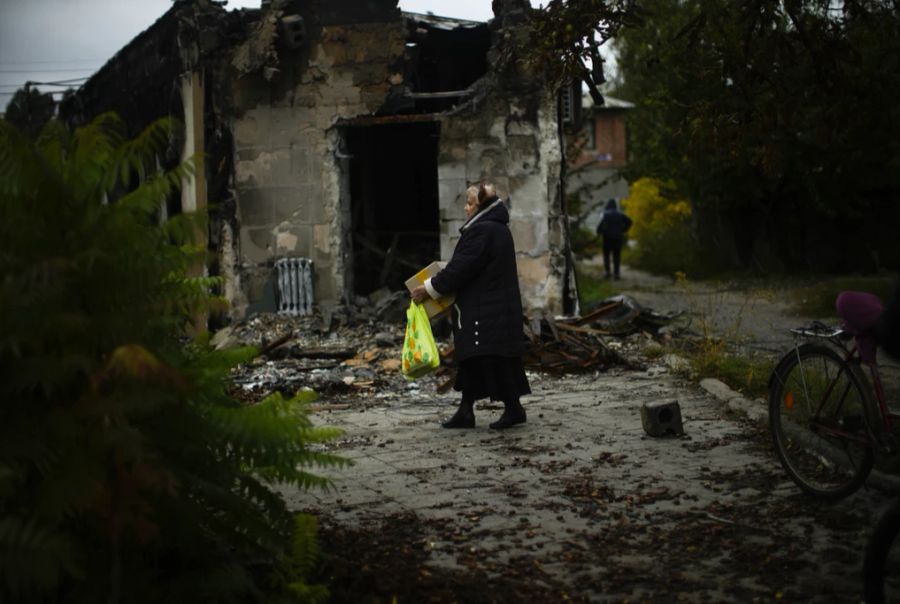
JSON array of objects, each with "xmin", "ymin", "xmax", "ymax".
[
  {"xmin": 622, "ymin": 178, "xmax": 700, "ymax": 276},
  {"xmin": 570, "ymin": 226, "xmax": 603, "ymax": 259},
  {"xmin": 0, "ymin": 114, "xmax": 344, "ymax": 602}
]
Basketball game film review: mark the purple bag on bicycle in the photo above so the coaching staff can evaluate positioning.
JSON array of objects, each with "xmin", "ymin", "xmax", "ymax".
[{"xmin": 836, "ymin": 291, "xmax": 883, "ymax": 363}]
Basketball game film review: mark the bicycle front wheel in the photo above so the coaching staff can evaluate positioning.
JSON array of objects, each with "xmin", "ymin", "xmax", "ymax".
[
  {"xmin": 863, "ymin": 501, "xmax": 900, "ymax": 604},
  {"xmin": 768, "ymin": 342, "xmax": 875, "ymax": 500}
]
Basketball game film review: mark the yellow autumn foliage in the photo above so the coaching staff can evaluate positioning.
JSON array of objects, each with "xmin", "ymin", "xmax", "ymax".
[{"xmin": 622, "ymin": 178, "xmax": 699, "ymax": 275}]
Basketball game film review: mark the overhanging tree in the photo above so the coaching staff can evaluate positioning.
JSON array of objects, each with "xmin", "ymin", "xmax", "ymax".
[
  {"xmin": 4, "ymin": 84, "xmax": 57, "ymax": 139},
  {"xmin": 612, "ymin": 0, "xmax": 900, "ymax": 270},
  {"xmin": 525, "ymin": 0, "xmax": 900, "ymax": 272},
  {"xmin": 524, "ymin": 0, "xmax": 643, "ymax": 99}
]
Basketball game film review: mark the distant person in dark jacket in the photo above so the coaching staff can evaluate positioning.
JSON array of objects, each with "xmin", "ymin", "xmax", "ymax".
[
  {"xmin": 411, "ymin": 183, "xmax": 530, "ymax": 430},
  {"xmin": 596, "ymin": 198, "xmax": 632, "ymax": 280}
]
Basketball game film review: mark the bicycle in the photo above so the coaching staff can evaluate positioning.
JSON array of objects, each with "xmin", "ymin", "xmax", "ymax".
[
  {"xmin": 768, "ymin": 290, "xmax": 900, "ymax": 601},
  {"xmin": 768, "ymin": 291, "xmax": 900, "ymax": 501}
]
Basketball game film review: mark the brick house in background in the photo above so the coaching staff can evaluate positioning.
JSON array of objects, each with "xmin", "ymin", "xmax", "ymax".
[
  {"xmin": 566, "ymin": 93, "xmax": 633, "ymax": 232},
  {"xmin": 61, "ymin": 0, "xmax": 580, "ymax": 324}
]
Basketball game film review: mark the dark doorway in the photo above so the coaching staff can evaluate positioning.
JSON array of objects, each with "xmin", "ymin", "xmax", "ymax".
[{"xmin": 346, "ymin": 121, "xmax": 440, "ymax": 296}]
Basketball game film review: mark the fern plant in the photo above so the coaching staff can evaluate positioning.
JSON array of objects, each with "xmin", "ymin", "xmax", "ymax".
[{"xmin": 0, "ymin": 114, "xmax": 346, "ymax": 603}]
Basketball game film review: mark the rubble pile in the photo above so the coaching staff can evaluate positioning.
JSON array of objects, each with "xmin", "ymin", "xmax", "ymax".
[
  {"xmin": 218, "ymin": 294, "xmax": 685, "ymax": 404},
  {"xmin": 219, "ymin": 307, "xmax": 408, "ymax": 403},
  {"xmin": 522, "ymin": 296, "xmax": 684, "ymax": 373},
  {"xmin": 522, "ymin": 313, "xmax": 644, "ymax": 373}
]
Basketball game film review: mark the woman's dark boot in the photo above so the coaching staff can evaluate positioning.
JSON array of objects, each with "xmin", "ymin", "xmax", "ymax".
[
  {"xmin": 442, "ymin": 396, "xmax": 475, "ymax": 429},
  {"xmin": 489, "ymin": 399, "xmax": 526, "ymax": 430}
]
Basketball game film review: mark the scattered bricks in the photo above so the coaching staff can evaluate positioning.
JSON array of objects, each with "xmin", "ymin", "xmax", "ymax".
[{"xmin": 640, "ymin": 400, "xmax": 684, "ymax": 437}]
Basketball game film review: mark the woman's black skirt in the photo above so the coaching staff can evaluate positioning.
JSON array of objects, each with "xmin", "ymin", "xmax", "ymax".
[{"xmin": 453, "ymin": 355, "xmax": 531, "ymax": 401}]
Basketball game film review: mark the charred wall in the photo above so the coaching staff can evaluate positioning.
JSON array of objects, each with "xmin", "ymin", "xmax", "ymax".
[
  {"xmin": 55, "ymin": 0, "xmax": 572, "ymax": 322},
  {"xmin": 229, "ymin": 5, "xmax": 408, "ymax": 317},
  {"xmin": 435, "ymin": 93, "xmax": 566, "ymax": 315},
  {"xmin": 227, "ymin": 0, "xmax": 571, "ymax": 318},
  {"xmin": 58, "ymin": 0, "xmax": 250, "ymax": 329}
]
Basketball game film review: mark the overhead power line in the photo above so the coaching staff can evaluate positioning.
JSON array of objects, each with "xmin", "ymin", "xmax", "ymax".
[
  {"xmin": 0, "ymin": 78, "xmax": 90, "ymax": 89},
  {"xmin": 0, "ymin": 58, "xmax": 105, "ymax": 65},
  {"xmin": 0, "ymin": 68, "xmax": 98, "ymax": 74},
  {"xmin": 0, "ymin": 90, "xmax": 68, "ymax": 96}
]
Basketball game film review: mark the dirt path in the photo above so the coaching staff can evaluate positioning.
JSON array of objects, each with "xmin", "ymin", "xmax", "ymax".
[
  {"xmin": 599, "ymin": 262, "xmax": 811, "ymax": 357},
  {"xmin": 606, "ymin": 262, "xmax": 900, "ymax": 401},
  {"xmin": 280, "ymin": 265, "xmax": 900, "ymax": 602},
  {"xmin": 294, "ymin": 366, "xmax": 894, "ymax": 603}
]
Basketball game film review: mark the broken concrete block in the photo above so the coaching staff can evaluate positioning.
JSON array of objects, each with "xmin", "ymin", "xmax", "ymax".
[{"xmin": 640, "ymin": 400, "xmax": 684, "ymax": 437}]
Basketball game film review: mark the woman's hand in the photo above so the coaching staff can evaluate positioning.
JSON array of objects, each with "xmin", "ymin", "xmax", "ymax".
[{"xmin": 411, "ymin": 285, "xmax": 430, "ymax": 304}]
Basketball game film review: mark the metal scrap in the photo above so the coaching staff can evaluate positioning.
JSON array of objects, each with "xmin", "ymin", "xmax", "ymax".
[
  {"xmin": 522, "ymin": 313, "xmax": 644, "ymax": 373},
  {"xmin": 519, "ymin": 295, "xmax": 685, "ymax": 373}
]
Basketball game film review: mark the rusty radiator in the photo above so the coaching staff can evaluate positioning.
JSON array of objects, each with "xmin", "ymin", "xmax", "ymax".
[{"xmin": 275, "ymin": 257, "xmax": 314, "ymax": 316}]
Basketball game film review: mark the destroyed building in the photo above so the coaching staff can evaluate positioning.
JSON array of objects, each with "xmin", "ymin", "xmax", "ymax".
[{"xmin": 62, "ymin": 0, "xmax": 578, "ymax": 324}]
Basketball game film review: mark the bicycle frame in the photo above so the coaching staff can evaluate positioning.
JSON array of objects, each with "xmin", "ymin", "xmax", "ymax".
[
  {"xmin": 867, "ymin": 361, "xmax": 899, "ymax": 434},
  {"xmin": 790, "ymin": 326, "xmax": 898, "ymax": 452}
]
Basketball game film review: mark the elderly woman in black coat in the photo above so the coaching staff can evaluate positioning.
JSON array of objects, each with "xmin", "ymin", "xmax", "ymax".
[{"xmin": 411, "ymin": 182, "xmax": 530, "ymax": 430}]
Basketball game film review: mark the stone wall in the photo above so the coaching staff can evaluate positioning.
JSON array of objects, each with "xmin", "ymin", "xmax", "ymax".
[
  {"xmin": 226, "ymin": 9, "xmax": 570, "ymax": 318},
  {"xmin": 229, "ymin": 20, "xmax": 406, "ymax": 317},
  {"xmin": 436, "ymin": 91, "xmax": 566, "ymax": 314},
  {"xmin": 60, "ymin": 0, "xmax": 572, "ymax": 320}
]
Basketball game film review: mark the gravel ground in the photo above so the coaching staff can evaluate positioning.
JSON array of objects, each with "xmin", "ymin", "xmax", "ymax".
[{"xmin": 269, "ymin": 263, "xmax": 900, "ymax": 603}]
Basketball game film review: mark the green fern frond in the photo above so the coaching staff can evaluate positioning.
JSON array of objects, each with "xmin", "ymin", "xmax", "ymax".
[
  {"xmin": 0, "ymin": 517, "xmax": 81, "ymax": 601},
  {"xmin": 116, "ymin": 117, "xmax": 179, "ymax": 187},
  {"xmin": 34, "ymin": 119, "xmax": 70, "ymax": 175},
  {"xmin": 33, "ymin": 443, "xmax": 105, "ymax": 522},
  {"xmin": 204, "ymin": 393, "xmax": 306, "ymax": 450},
  {"xmin": 255, "ymin": 466, "xmax": 334, "ymax": 491},
  {"xmin": 162, "ymin": 211, "xmax": 204, "ymax": 244},
  {"xmin": 116, "ymin": 156, "xmax": 196, "ymax": 217},
  {"xmin": 68, "ymin": 112, "xmax": 123, "ymax": 198},
  {"xmin": 181, "ymin": 471, "xmax": 288, "ymax": 552},
  {"xmin": 237, "ymin": 474, "xmax": 290, "ymax": 512},
  {"xmin": 180, "ymin": 274, "xmax": 226, "ymax": 293},
  {"xmin": 1, "ymin": 112, "xmax": 345, "ymax": 602},
  {"xmin": 290, "ymin": 514, "xmax": 320, "ymax": 577},
  {"xmin": 286, "ymin": 581, "xmax": 330, "ymax": 604},
  {"xmin": 276, "ymin": 513, "xmax": 329, "ymax": 603},
  {"xmin": 0, "ymin": 120, "xmax": 43, "ymax": 198}
]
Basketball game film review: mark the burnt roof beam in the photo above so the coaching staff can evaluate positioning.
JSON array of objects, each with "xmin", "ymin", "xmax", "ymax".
[{"xmin": 402, "ymin": 89, "xmax": 475, "ymax": 100}]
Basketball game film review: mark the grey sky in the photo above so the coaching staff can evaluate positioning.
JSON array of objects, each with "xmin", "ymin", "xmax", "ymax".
[{"xmin": 0, "ymin": 0, "xmax": 543, "ymax": 111}]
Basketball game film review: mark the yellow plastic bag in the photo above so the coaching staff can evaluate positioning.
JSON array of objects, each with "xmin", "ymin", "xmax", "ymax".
[{"xmin": 401, "ymin": 300, "xmax": 440, "ymax": 380}]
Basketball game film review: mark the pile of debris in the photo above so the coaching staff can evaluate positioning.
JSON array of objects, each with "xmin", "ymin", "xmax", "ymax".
[
  {"xmin": 216, "ymin": 311, "xmax": 406, "ymax": 403},
  {"xmin": 216, "ymin": 294, "xmax": 685, "ymax": 403},
  {"xmin": 522, "ymin": 295, "xmax": 684, "ymax": 373}
]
